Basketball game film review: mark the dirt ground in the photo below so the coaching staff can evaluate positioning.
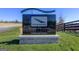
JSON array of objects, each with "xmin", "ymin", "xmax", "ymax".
[
  {"xmin": 0, "ymin": 23, "xmax": 22, "ymax": 27},
  {"xmin": 0, "ymin": 23, "xmax": 22, "ymax": 33}
]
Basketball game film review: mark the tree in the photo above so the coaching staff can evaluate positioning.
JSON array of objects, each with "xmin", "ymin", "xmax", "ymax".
[
  {"xmin": 58, "ymin": 16, "xmax": 64, "ymax": 24},
  {"xmin": 56, "ymin": 16, "xmax": 64, "ymax": 31},
  {"xmin": 15, "ymin": 19, "xmax": 19, "ymax": 23}
]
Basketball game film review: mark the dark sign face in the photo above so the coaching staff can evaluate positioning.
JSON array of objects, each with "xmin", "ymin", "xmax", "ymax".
[{"xmin": 22, "ymin": 14, "xmax": 56, "ymax": 35}]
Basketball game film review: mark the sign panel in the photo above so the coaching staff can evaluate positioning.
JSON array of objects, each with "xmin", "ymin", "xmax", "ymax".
[
  {"xmin": 31, "ymin": 16, "xmax": 47, "ymax": 27},
  {"xmin": 23, "ymin": 14, "xmax": 56, "ymax": 35}
]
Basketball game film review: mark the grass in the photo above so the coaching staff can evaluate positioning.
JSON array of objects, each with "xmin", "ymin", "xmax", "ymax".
[{"xmin": 0, "ymin": 27, "xmax": 79, "ymax": 51}]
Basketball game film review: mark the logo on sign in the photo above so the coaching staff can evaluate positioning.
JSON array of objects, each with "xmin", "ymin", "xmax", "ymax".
[{"xmin": 31, "ymin": 16, "xmax": 47, "ymax": 27}]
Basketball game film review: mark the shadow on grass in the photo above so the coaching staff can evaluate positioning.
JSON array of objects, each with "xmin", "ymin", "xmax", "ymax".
[{"xmin": 0, "ymin": 38, "xmax": 19, "ymax": 45}]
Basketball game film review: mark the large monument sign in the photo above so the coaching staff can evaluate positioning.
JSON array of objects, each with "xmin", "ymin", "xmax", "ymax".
[{"xmin": 19, "ymin": 8, "xmax": 59, "ymax": 44}]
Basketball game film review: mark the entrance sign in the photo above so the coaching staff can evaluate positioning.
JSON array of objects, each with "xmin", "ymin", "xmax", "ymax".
[
  {"xmin": 19, "ymin": 8, "xmax": 59, "ymax": 44},
  {"xmin": 22, "ymin": 14, "xmax": 56, "ymax": 35},
  {"xmin": 31, "ymin": 16, "xmax": 47, "ymax": 27}
]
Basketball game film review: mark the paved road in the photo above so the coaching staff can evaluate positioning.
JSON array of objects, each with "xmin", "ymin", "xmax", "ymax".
[{"xmin": 0, "ymin": 26, "xmax": 14, "ymax": 32}]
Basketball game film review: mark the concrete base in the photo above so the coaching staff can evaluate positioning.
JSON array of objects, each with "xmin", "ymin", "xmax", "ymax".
[{"xmin": 19, "ymin": 35, "xmax": 59, "ymax": 44}]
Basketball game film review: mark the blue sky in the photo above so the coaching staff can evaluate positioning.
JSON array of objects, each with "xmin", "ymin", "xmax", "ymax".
[
  {"xmin": 0, "ymin": 8, "xmax": 23, "ymax": 21},
  {"xmin": 0, "ymin": 8, "xmax": 79, "ymax": 22},
  {"xmin": 56, "ymin": 8, "xmax": 79, "ymax": 22}
]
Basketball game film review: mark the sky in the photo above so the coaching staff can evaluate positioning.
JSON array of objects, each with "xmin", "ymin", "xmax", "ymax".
[
  {"xmin": 0, "ymin": 8, "xmax": 79, "ymax": 22},
  {"xmin": 0, "ymin": 8, "xmax": 23, "ymax": 21},
  {"xmin": 56, "ymin": 8, "xmax": 79, "ymax": 22}
]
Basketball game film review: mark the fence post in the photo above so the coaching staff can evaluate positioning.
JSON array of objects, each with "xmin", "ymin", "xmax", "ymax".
[{"xmin": 64, "ymin": 23, "xmax": 65, "ymax": 32}]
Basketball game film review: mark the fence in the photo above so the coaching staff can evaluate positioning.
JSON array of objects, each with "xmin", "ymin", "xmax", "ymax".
[{"xmin": 57, "ymin": 20, "xmax": 79, "ymax": 32}]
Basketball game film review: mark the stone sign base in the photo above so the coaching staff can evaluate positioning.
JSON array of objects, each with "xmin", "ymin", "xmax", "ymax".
[{"xmin": 19, "ymin": 35, "xmax": 59, "ymax": 44}]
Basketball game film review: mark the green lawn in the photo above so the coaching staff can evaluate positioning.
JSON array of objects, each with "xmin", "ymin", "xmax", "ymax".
[{"xmin": 0, "ymin": 27, "xmax": 79, "ymax": 51}]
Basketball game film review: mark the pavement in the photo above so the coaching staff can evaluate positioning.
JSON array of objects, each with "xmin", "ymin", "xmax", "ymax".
[{"xmin": 0, "ymin": 26, "xmax": 14, "ymax": 32}]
